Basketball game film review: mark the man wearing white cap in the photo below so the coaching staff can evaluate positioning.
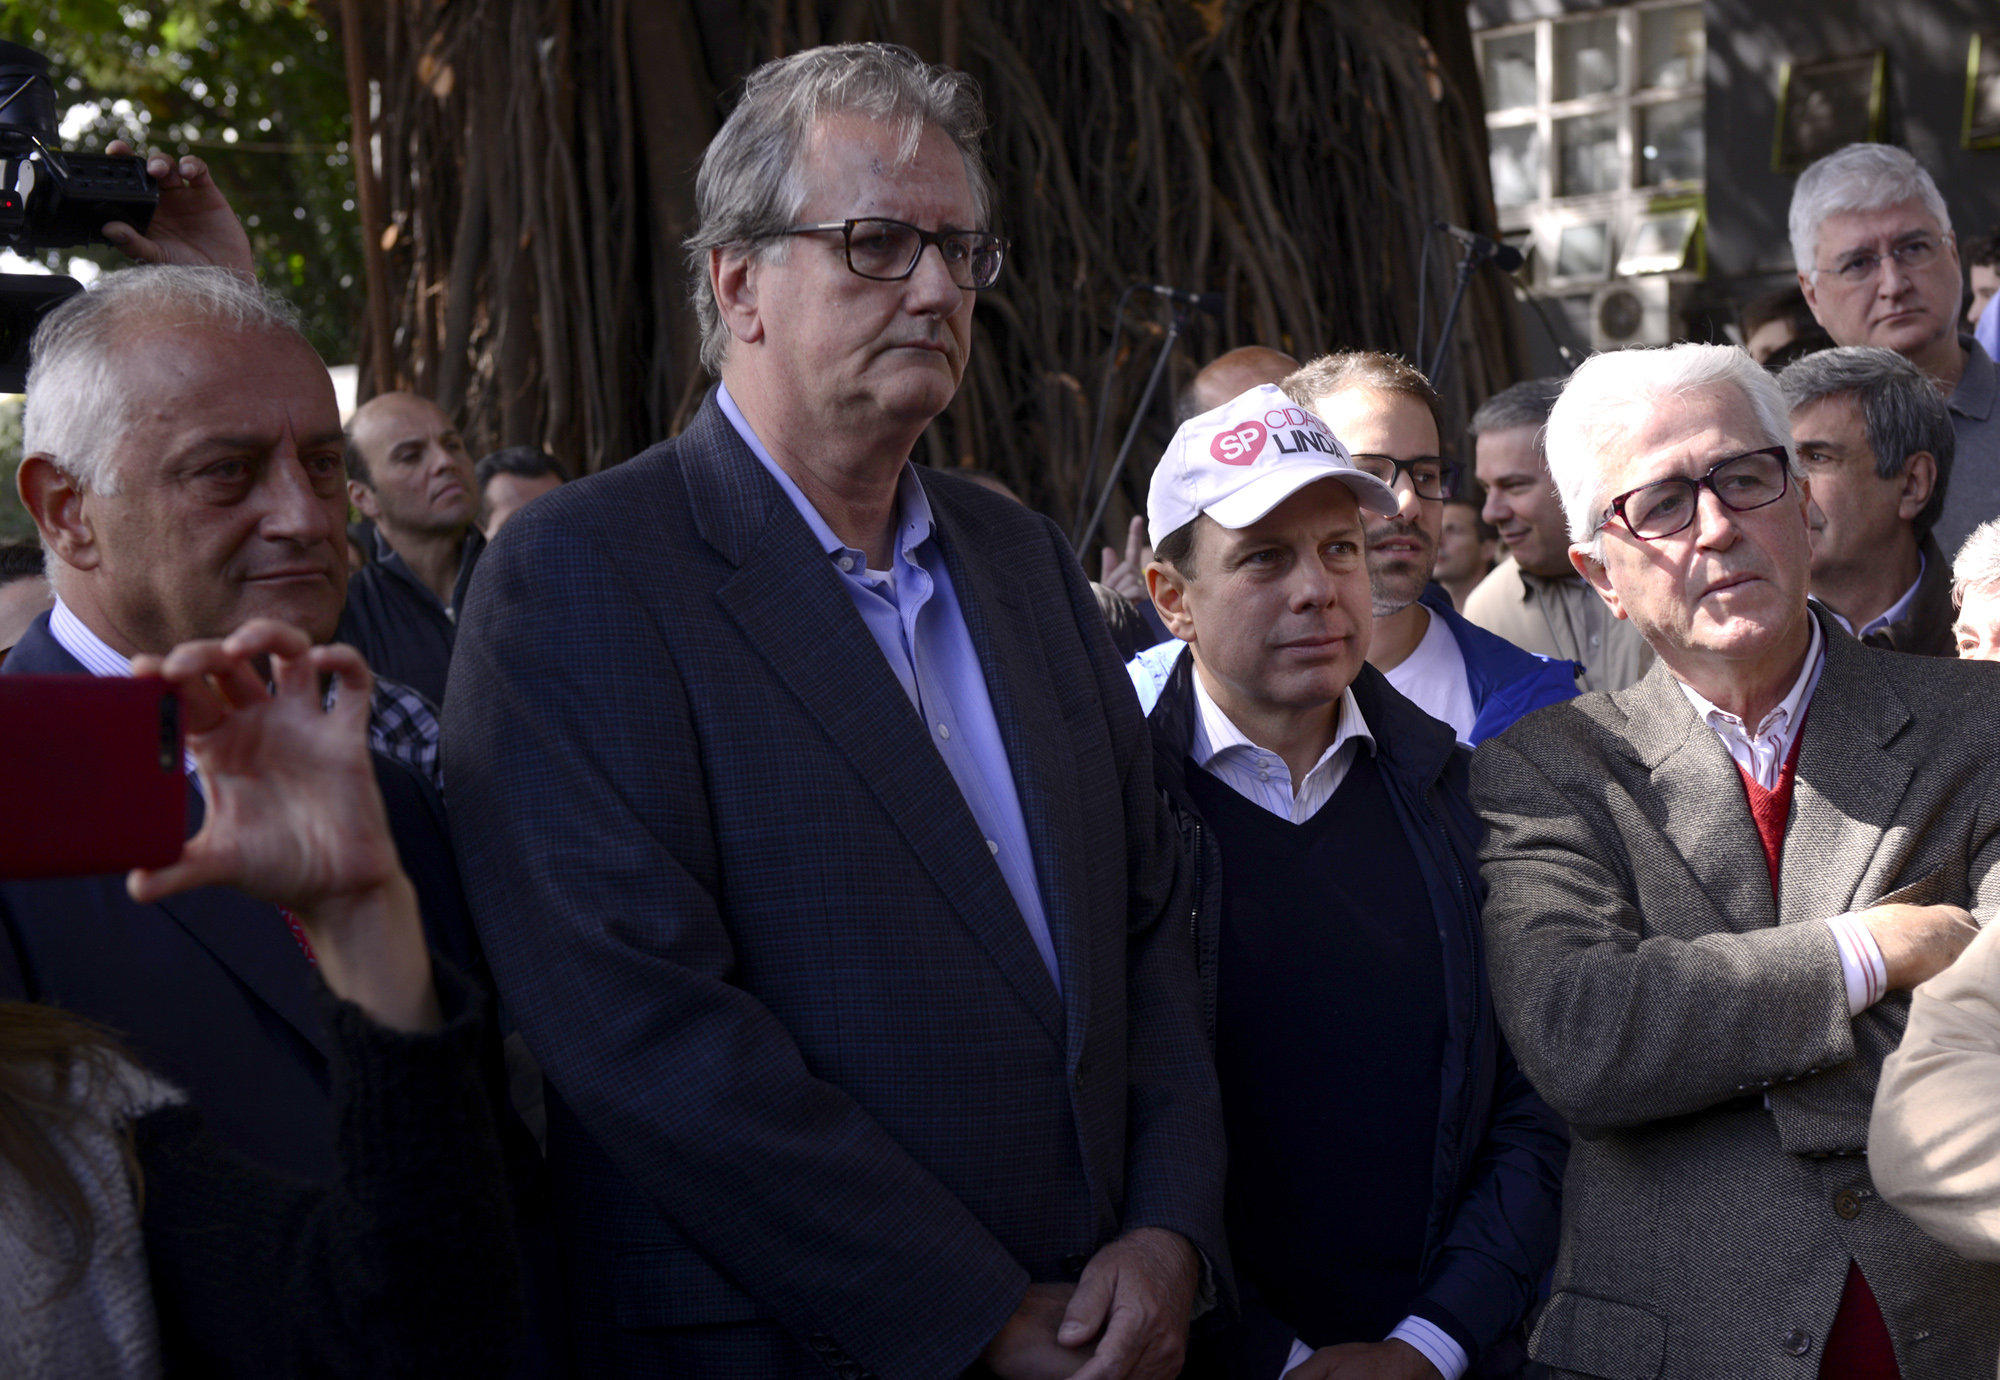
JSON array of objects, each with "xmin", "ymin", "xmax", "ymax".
[{"xmin": 1125, "ymin": 385, "xmax": 1567, "ymax": 1380}]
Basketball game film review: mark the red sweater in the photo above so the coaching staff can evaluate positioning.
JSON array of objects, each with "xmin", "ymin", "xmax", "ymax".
[{"xmin": 1735, "ymin": 725, "xmax": 1899, "ymax": 1380}]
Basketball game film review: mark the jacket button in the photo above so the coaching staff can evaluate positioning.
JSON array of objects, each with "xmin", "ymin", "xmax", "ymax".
[
  {"xmin": 1833, "ymin": 1189, "xmax": 1862, "ymax": 1220},
  {"xmin": 1062, "ymin": 1253, "xmax": 1089, "ymax": 1277},
  {"xmin": 1782, "ymin": 1328, "xmax": 1812, "ymax": 1356},
  {"xmin": 836, "ymin": 1365, "xmax": 861, "ymax": 1380},
  {"xmin": 1073, "ymin": 1060, "xmax": 1089, "ymax": 1089}
]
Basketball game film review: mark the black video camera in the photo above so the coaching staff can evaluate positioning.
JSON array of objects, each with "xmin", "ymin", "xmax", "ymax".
[{"xmin": 0, "ymin": 39, "xmax": 158, "ymax": 390}]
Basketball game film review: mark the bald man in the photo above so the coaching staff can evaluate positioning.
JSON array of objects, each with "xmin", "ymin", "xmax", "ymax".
[
  {"xmin": 336, "ymin": 393, "xmax": 484, "ymax": 706},
  {"xmin": 1177, "ymin": 346, "xmax": 1302, "ymax": 423}
]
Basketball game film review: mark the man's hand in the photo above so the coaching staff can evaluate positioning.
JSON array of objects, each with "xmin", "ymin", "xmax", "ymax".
[
  {"xmin": 1100, "ymin": 516, "xmax": 1153, "ymax": 606},
  {"xmin": 981, "ymin": 1283, "xmax": 1093, "ymax": 1380},
  {"xmin": 1859, "ymin": 903, "xmax": 1980, "ymax": 990},
  {"xmin": 1286, "ymin": 1340, "xmax": 1440, "ymax": 1380},
  {"xmin": 102, "ymin": 141, "xmax": 256, "ymax": 278},
  {"xmin": 127, "ymin": 619, "xmax": 439, "ymax": 1032},
  {"xmin": 1058, "ymin": 1228, "xmax": 1199, "ymax": 1380}
]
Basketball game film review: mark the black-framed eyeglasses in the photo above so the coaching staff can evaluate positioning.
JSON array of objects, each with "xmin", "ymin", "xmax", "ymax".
[
  {"xmin": 1818, "ymin": 234, "xmax": 1946, "ymax": 285},
  {"xmin": 1348, "ymin": 453, "xmax": 1465, "ymax": 502},
  {"xmin": 779, "ymin": 218, "xmax": 1008, "ymax": 290},
  {"xmin": 1597, "ymin": 445, "xmax": 1792, "ymax": 541}
]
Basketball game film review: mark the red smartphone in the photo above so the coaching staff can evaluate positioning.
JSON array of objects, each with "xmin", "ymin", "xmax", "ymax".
[{"xmin": 0, "ymin": 676, "xmax": 187, "ymax": 880}]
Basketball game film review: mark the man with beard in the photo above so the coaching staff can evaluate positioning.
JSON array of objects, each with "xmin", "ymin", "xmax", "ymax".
[
  {"xmin": 338, "ymin": 393, "xmax": 484, "ymax": 707},
  {"xmin": 1285, "ymin": 354, "xmax": 1576, "ymax": 746}
]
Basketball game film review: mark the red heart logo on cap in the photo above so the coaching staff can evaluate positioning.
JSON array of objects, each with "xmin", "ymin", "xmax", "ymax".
[{"xmin": 1210, "ymin": 420, "xmax": 1266, "ymax": 466}]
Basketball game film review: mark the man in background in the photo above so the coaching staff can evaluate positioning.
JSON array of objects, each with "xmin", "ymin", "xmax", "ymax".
[
  {"xmin": 1434, "ymin": 484, "xmax": 1496, "ymax": 611},
  {"xmin": 1791, "ymin": 143, "xmax": 1997, "ymax": 555},
  {"xmin": 339, "ymin": 392, "xmax": 484, "ymax": 706},
  {"xmin": 1949, "ymin": 518, "xmax": 2000, "ymax": 659},
  {"xmin": 0, "ymin": 542, "xmax": 51, "ymax": 655},
  {"xmin": 1463, "ymin": 377, "xmax": 1654, "ymax": 693},
  {"xmin": 1780, "ymin": 346, "xmax": 1956, "ymax": 656},
  {"xmin": 1290, "ymin": 354, "xmax": 1576, "ymax": 746},
  {"xmin": 477, "ymin": 446, "xmax": 570, "ymax": 540},
  {"xmin": 1740, "ymin": 284, "xmax": 1832, "ymax": 369},
  {"xmin": 1968, "ymin": 224, "xmax": 2000, "ymax": 362}
]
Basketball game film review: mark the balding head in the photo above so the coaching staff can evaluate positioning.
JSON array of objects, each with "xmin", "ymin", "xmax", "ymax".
[
  {"xmin": 1180, "ymin": 346, "xmax": 1301, "ymax": 422},
  {"xmin": 345, "ymin": 392, "xmax": 477, "ymax": 541}
]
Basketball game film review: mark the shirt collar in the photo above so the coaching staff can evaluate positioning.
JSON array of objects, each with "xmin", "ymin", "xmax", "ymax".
[
  {"xmin": 48, "ymin": 598, "xmax": 137, "ymax": 678},
  {"xmin": 1677, "ymin": 613, "xmax": 1825, "ymax": 742},
  {"xmin": 1189, "ymin": 668, "xmax": 1374, "ymax": 784},
  {"xmin": 717, "ymin": 381, "xmax": 936, "ymax": 571},
  {"xmin": 1825, "ymin": 550, "xmax": 1925, "ymax": 641}
]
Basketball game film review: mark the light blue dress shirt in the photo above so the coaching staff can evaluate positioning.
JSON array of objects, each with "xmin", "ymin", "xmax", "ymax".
[{"xmin": 717, "ymin": 384, "xmax": 1060, "ymax": 991}]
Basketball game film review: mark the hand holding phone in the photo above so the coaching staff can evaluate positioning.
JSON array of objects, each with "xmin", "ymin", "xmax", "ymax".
[{"xmin": 127, "ymin": 620, "xmax": 439, "ymax": 1032}]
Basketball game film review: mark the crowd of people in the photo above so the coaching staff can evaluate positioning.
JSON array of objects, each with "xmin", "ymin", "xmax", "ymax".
[{"xmin": 4, "ymin": 36, "xmax": 2000, "ymax": 1380}]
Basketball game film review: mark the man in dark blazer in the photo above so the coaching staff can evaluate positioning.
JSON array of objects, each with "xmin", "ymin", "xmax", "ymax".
[
  {"xmin": 443, "ymin": 42, "xmax": 1225, "ymax": 1380},
  {"xmin": 1472, "ymin": 342, "xmax": 2000, "ymax": 1379}
]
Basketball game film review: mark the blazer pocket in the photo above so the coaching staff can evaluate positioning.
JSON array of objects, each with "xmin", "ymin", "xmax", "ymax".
[
  {"xmin": 614, "ymin": 1244, "xmax": 769, "ymax": 1329},
  {"xmin": 1530, "ymin": 1292, "xmax": 1666, "ymax": 1380}
]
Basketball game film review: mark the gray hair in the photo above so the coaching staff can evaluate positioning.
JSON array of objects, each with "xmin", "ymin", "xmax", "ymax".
[
  {"xmin": 1468, "ymin": 376, "xmax": 1565, "ymax": 442},
  {"xmin": 24, "ymin": 266, "xmax": 306, "ymax": 495},
  {"xmin": 1789, "ymin": 143, "xmax": 1953, "ymax": 276},
  {"xmin": 683, "ymin": 42, "xmax": 994, "ymax": 375},
  {"xmin": 1777, "ymin": 345, "xmax": 1955, "ymax": 538},
  {"xmin": 1954, "ymin": 519, "xmax": 2000, "ymax": 606},
  {"xmin": 1544, "ymin": 342, "xmax": 1797, "ymax": 559}
]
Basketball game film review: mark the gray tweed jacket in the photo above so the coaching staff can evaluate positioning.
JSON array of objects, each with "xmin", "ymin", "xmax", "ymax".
[{"xmin": 1470, "ymin": 607, "xmax": 2000, "ymax": 1380}]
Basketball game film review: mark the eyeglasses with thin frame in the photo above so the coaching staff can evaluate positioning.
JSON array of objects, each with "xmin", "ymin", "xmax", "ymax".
[
  {"xmin": 779, "ymin": 218, "xmax": 1008, "ymax": 290},
  {"xmin": 1348, "ymin": 453, "xmax": 1465, "ymax": 502},
  {"xmin": 1597, "ymin": 445, "xmax": 1792, "ymax": 542},
  {"xmin": 1815, "ymin": 234, "xmax": 1946, "ymax": 286}
]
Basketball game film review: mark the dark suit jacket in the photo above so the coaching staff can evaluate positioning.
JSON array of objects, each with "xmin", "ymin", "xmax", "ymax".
[
  {"xmin": 1471, "ymin": 608, "xmax": 2000, "ymax": 1379},
  {"xmin": 0, "ymin": 613, "xmax": 484, "ymax": 1183},
  {"xmin": 442, "ymin": 394, "xmax": 1228, "ymax": 1380}
]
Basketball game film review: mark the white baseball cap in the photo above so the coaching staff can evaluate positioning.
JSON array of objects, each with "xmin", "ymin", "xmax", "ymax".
[{"xmin": 1145, "ymin": 383, "xmax": 1399, "ymax": 548}]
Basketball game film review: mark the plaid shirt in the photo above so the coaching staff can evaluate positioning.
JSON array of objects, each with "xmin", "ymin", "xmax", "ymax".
[{"xmin": 368, "ymin": 676, "xmax": 443, "ymax": 792}]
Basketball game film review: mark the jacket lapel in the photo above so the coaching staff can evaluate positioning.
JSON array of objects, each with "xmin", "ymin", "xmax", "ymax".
[
  {"xmin": 1779, "ymin": 612, "xmax": 1915, "ymax": 925},
  {"xmin": 924, "ymin": 485, "xmax": 1092, "ymax": 1053},
  {"xmin": 1618, "ymin": 658, "xmax": 1777, "ymax": 933},
  {"xmin": 693, "ymin": 402, "xmax": 1067, "ymax": 1044}
]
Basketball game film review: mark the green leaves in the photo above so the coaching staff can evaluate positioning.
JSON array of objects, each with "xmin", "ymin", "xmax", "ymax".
[{"xmin": 1, "ymin": 0, "xmax": 362, "ymax": 363}]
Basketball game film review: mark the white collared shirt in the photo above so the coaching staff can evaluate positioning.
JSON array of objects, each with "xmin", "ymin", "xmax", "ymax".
[
  {"xmin": 1188, "ymin": 672, "xmax": 1373, "ymax": 824},
  {"xmin": 1676, "ymin": 615, "xmax": 1825, "ymax": 790},
  {"xmin": 1671, "ymin": 616, "xmax": 1887, "ymax": 1016}
]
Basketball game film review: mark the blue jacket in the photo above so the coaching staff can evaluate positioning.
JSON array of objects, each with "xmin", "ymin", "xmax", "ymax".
[
  {"xmin": 1420, "ymin": 585, "xmax": 1579, "ymax": 746},
  {"xmin": 1131, "ymin": 641, "xmax": 1567, "ymax": 1375},
  {"xmin": 443, "ymin": 394, "xmax": 1227, "ymax": 1380}
]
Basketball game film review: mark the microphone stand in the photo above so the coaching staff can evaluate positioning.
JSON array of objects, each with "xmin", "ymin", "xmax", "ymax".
[
  {"xmin": 1425, "ymin": 241, "xmax": 1483, "ymax": 392},
  {"xmin": 1073, "ymin": 297, "xmax": 1192, "ymax": 560}
]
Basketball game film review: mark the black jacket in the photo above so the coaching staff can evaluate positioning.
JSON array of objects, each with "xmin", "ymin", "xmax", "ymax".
[
  {"xmin": 1145, "ymin": 649, "xmax": 1567, "ymax": 1374},
  {"xmin": 139, "ymin": 963, "xmax": 525, "ymax": 1378},
  {"xmin": 337, "ymin": 527, "xmax": 484, "ymax": 707}
]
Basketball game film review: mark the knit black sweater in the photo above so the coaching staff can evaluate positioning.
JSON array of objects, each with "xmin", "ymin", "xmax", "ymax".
[{"xmin": 135, "ymin": 962, "xmax": 526, "ymax": 1378}]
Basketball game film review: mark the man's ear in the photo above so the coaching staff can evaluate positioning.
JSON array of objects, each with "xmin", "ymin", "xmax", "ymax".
[
  {"xmin": 1898, "ymin": 451, "xmax": 1937, "ymax": 523},
  {"xmin": 1146, "ymin": 561, "xmax": 1197, "ymax": 644},
  {"xmin": 348, "ymin": 479, "xmax": 382, "ymax": 523},
  {"xmin": 1797, "ymin": 269, "xmax": 1822, "ymax": 320},
  {"xmin": 712, "ymin": 246, "xmax": 766, "ymax": 349},
  {"xmin": 17, "ymin": 454, "xmax": 97, "ymax": 573},
  {"xmin": 1570, "ymin": 542, "xmax": 1629, "ymax": 621}
]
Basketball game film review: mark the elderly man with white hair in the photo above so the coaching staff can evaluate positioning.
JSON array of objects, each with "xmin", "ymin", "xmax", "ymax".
[
  {"xmin": 1790, "ymin": 143, "xmax": 1998, "ymax": 556},
  {"xmin": 1470, "ymin": 342, "xmax": 2000, "ymax": 1380}
]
